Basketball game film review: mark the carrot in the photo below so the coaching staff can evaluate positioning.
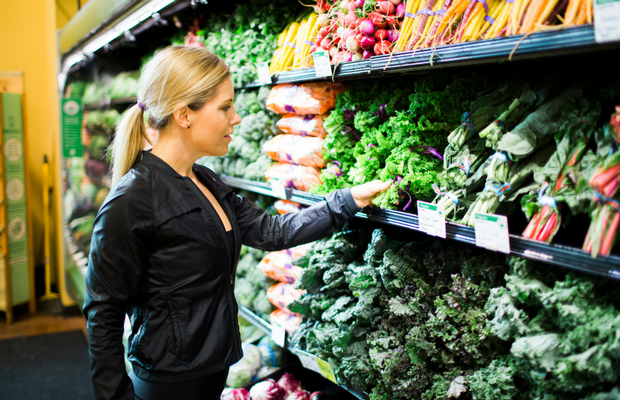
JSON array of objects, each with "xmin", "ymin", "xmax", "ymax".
[
  {"xmin": 406, "ymin": 0, "xmax": 439, "ymax": 50},
  {"xmin": 397, "ymin": 0, "xmax": 426, "ymax": 51},
  {"xmin": 507, "ymin": 0, "xmax": 524, "ymax": 34},
  {"xmin": 462, "ymin": 8, "xmax": 487, "ymax": 41},
  {"xmin": 475, "ymin": 0, "xmax": 505, "ymax": 39},
  {"xmin": 433, "ymin": 0, "xmax": 470, "ymax": 44},
  {"xmin": 586, "ymin": 0, "xmax": 593, "ymax": 23},
  {"xmin": 494, "ymin": 23, "xmax": 508, "ymax": 36},
  {"xmin": 533, "ymin": 0, "xmax": 559, "ymax": 29},
  {"xmin": 563, "ymin": 0, "xmax": 581, "ymax": 25},
  {"xmin": 417, "ymin": 0, "xmax": 446, "ymax": 47},
  {"xmin": 575, "ymin": 0, "xmax": 588, "ymax": 24},
  {"xmin": 425, "ymin": 0, "xmax": 455, "ymax": 46},
  {"xmin": 601, "ymin": 211, "xmax": 620, "ymax": 255},
  {"xmin": 519, "ymin": 0, "xmax": 546, "ymax": 33},
  {"xmin": 455, "ymin": 0, "xmax": 480, "ymax": 42},
  {"xmin": 545, "ymin": 0, "xmax": 569, "ymax": 23}
]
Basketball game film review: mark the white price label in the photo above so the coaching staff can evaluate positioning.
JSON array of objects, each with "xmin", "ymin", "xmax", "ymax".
[
  {"xmin": 270, "ymin": 180, "xmax": 287, "ymax": 199},
  {"xmin": 594, "ymin": 0, "xmax": 620, "ymax": 43},
  {"xmin": 271, "ymin": 322, "xmax": 286, "ymax": 347},
  {"xmin": 417, "ymin": 201, "xmax": 446, "ymax": 239},
  {"xmin": 293, "ymin": 350, "xmax": 338, "ymax": 384},
  {"xmin": 474, "ymin": 213, "xmax": 511, "ymax": 254},
  {"xmin": 256, "ymin": 62, "xmax": 272, "ymax": 85},
  {"xmin": 312, "ymin": 51, "xmax": 332, "ymax": 78}
]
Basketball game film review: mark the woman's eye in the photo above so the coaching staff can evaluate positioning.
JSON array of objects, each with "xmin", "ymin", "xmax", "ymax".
[{"xmin": 223, "ymin": 106, "xmax": 231, "ymax": 111}]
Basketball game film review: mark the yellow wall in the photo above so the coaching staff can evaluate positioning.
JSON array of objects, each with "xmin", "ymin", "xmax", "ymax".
[{"xmin": 0, "ymin": 0, "xmax": 87, "ymax": 306}]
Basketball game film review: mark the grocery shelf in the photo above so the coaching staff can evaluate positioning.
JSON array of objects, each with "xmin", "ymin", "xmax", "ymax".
[
  {"xmin": 245, "ymin": 26, "xmax": 619, "ymax": 87},
  {"xmin": 83, "ymin": 96, "xmax": 137, "ymax": 110},
  {"xmin": 237, "ymin": 305, "xmax": 370, "ymax": 400},
  {"xmin": 222, "ymin": 175, "xmax": 620, "ymax": 281}
]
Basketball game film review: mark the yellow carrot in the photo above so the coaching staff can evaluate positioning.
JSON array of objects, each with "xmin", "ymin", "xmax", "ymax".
[
  {"xmin": 397, "ymin": 0, "xmax": 426, "ymax": 51},
  {"xmin": 292, "ymin": 20, "xmax": 308, "ymax": 69},
  {"xmin": 586, "ymin": 0, "xmax": 592, "ymax": 23},
  {"xmin": 301, "ymin": 14, "xmax": 319, "ymax": 67},
  {"xmin": 431, "ymin": 0, "xmax": 470, "ymax": 46},
  {"xmin": 575, "ymin": 0, "xmax": 588, "ymax": 24},
  {"xmin": 461, "ymin": 7, "xmax": 486, "ymax": 41},
  {"xmin": 533, "ymin": 0, "xmax": 559, "ymax": 29},
  {"xmin": 414, "ymin": 0, "xmax": 445, "ymax": 48},
  {"xmin": 473, "ymin": 0, "xmax": 503, "ymax": 39},
  {"xmin": 274, "ymin": 22, "xmax": 299, "ymax": 72},
  {"xmin": 484, "ymin": 0, "xmax": 512, "ymax": 37}
]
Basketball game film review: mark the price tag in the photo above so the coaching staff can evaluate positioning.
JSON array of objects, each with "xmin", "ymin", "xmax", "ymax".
[
  {"xmin": 256, "ymin": 62, "xmax": 272, "ymax": 85},
  {"xmin": 293, "ymin": 350, "xmax": 338, "ymax": 383},
  {"xmin": 594, "ymin": 0, "xmax": 620, "ymax": 43},
  {"xmin": 312, "ymin": 50, "xmax": 332, "ymax": 78},
  {"xmin": 474, "ymin": 213, "xmax": 511, "ymax": 254},
  {"xmin": 270, "ymin": 179, "xmax": 287, "ymax": 200},
  {"xmin": 417, "ymin": 201, "xmax": 446, "ymax": 239},
  {"xmin": 271, "ymin": 322, "xmax": 286, "ymax": 348}
]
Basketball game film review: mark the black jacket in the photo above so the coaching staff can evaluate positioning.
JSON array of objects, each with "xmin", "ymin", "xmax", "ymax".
[{"xmin": 83, "ymin": 151, "xmax": 360, "ymax": 400}]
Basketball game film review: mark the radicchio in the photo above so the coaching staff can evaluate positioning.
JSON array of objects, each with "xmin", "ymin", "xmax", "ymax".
[
  {"xmin": 284, "ymin": 390, "xmax": 311, "ymax": 400},
  {"xmin": 249, "ymin": 379, "xmax": 286, "ymax": 400},
  {"xmin": 277, "ymin": 372, "xmax": 304, "ymax": 394},
  {"xmin": 221, "ymin": 388, "xmax": 250, "ymax": 400}
]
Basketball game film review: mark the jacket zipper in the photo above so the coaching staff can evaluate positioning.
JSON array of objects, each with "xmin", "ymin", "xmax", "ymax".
[{"xmin": 188, "ymin": 171, "xmax": 243, "ymax": 354}]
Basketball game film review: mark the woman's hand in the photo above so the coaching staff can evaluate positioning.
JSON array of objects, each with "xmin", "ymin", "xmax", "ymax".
[{"xmin": 351, "ymin": 180, "xmax": 392, "ymax": 208}]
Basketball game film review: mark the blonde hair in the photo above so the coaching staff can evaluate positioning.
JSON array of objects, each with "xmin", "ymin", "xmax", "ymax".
[{"xmin": 110, "ymin": 46, "xmax": 230, "ymax": 187}]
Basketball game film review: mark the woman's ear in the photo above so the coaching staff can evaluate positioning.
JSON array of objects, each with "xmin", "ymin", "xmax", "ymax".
[{"xmin": 172, "ymin": 105, "xmax": 191, "ymax": 129}]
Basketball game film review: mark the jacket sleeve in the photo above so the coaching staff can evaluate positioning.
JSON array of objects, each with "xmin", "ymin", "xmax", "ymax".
[
  {"xmin": 83, "ymin": 173, "xmax": 152, "ymax": 400},
  {"xmin": 233, "ymin": 188, "xmax": 360, "ymax": 251}
]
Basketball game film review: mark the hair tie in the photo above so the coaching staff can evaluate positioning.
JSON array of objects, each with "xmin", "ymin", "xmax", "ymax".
[{"xmin": 137, "ymin": 101, "xmax": 146, "ymax": 111}]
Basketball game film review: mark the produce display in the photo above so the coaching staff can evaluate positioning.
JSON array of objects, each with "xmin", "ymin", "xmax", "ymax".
[
  {"xmin": 267, "ymin": 0, "xmax": 593, "ymax": 69},
  {"xmin": 287, "ymin": 227, "xmax": 620, "ymax": 399}
]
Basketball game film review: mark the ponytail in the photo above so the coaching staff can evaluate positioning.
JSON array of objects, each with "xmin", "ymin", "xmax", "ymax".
[{"xmin": 109, "ymin": 104, "xmax": 152, "ymax": 188}]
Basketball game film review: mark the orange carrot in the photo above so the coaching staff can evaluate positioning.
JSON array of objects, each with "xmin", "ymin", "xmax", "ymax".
[
  {"xmin": 432, "ymin": 0, "xmax": 470, "ymax": 45},
  {"xmin": 520, "ymin": 0, "xmax": 547, "ymax": 33},
  {"xmin": 563, "ymin": 0, "xmax": 581, "ymax": 25},
  {"xmin": 575, "ymin": 0, "xmax": 588, "ymax": 24}
]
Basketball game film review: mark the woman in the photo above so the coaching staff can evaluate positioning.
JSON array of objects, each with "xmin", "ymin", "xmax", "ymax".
[{"xmin": 83, "ymin": 46, "xmax": 389, "ymax": 400}]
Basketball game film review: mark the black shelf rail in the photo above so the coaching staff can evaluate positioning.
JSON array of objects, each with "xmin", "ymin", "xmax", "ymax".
[
  {"xmin": 222, "ymin": 175, "xmax": 620, "ymax": 281},
  {"xmin": 83, "ymin": 96, "xmax": 138, "ymax": 111},
  {"xmin": 237, "ymin": 305, "xmax": 370, "ymax": 400},
  {"xmin": 244, "ymin": 26, "xmax": 619, "ymax": 87}
]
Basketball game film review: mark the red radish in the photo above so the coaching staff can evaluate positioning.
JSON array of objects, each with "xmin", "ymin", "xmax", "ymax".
[
  {"xmin": 354, "ymin": 17, "xmax": 367, "ymax": 28},
  {"xmin": 342, "ymin": 52, "xmax": 353, "ymax": 62},
  {"xmin": 315, "ymin": 0, "xmax": 328, "ymax": 13},
  {"xmin": 325, "ymin": 2, "xmax": 333, "ymax": 10},
  {"xmin": 346, "ymin": 36, "xmax": 360, "ymax": 52},
  {"xmin": 348, "ymin": 1, "xmax": 358, "ymax": 11},
  {"xmin": 320, "ymin": 37, "xmax": 333, "ymax": 50},
  {"xmin": 341, "ymin": 27, "xmax": 355, "ymax": 41},
  {"xmin": 319, "ymin": 26, "xmax": 330, "ymax": 37},
  {"xmin": 386, "ymin": 15, "xmax": 400, "ymax": 29},
  {"xmin": 333, "ymin": 34, "xmax": 342, "ymax": 45},
  {"xmin": 387, "ymin": 28, "xmax": 399, "ymax": 42},
  {"xmin": 355, "ymin": 0, "xmax": 365, "ymax": 6},
  {"xmin": 374, "ymin": 39, "xmax": 392, "ymax": 54},
  {"xmin": 374, "ymin": 28, "xmax": 388, "ymax": 40},
  {"xmin": 389, "ymin": 0, "xmax": 402, "ymax": 4},
  {"xmin": 352, "ymin": 51, "xmax": 364, "ymax": 61},
  {"xmin": 355, "ymin": 32, "xmax": 365, "ymax": 43},
  {"xmin": 363, "ymin": 49, "xmax": 374, "ymax": 58},
  {"xmin": 336, "ymin": 9, "xmax": 345, "ymax": 19},
  {"xmin": 370, "ymin": 12, "xmax": 388, "ymax": 28},
  {"xmin": 358, "ymin": 19, "xmax": 375, "ymax": 35},
  {"xmin": 329, "ymin": 46, "xmax": 338, "ymax": 57},
  {"xmin": 309, "ymin": 45, "xmax": 318, "ymax": 53},
  {"xmin": 395, "ymin": 2, "xmax": 406, "ymax": 17},
  {"xmin": 360, "ymin": 35, "xmax": 376, "ymax": 49},
  {"xmin": 377, "ymin": 1, "xmax": 396, "ymax": 14},
  {"xmin": 344, "ymin": 11, "xmax": 358, "ymax": 27},
  {"xmin": 332, "ymin": 51, "xmax": 344, "ymax": 63}
]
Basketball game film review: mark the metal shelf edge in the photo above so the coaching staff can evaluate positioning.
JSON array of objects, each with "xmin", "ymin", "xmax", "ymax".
[{"xmin": 222, "ymin": 176, "xmax": 620, "ymax": 281}]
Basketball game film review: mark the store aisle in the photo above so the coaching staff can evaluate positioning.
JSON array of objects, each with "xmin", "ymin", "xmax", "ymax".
[{"xmin": 0, "ymin": 309, "xmax": 86, "ymax": 340}]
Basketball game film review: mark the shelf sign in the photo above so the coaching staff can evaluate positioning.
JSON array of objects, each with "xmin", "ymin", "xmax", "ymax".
[
  {"xmin": 270, "ymin": 179, "xmax": 288, "ymax": 200},
  {"xmin": 474, "ymin": 212, "xmax": 511, "ymax": 254},
  {"xmin": 271, "ymin": 321, "xmax": 286, "ymax": 348},
  {"xmin": 417, "ymin": 201, "xmax": 446, "ymax": 238},
  {"xmin": 256, "ymin": 62, "xmax": 272, "ymax": 85},
  {"xmin": 312, "ymin": 50, "xmax": 332, "ymax": 78},
  {"xmin": 62, "ymin": 99, "xmax": 83, "ymax": 157},
  {"xmin": 594, "ymin": 0, "xmax": 620, "ymax": 43},
  {"xmin": 293, "ymin": 350, "xmax": 338, "ymax": 384}
]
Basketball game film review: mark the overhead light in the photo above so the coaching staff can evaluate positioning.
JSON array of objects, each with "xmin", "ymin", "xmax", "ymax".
[{"xmin": 78, "ymin": 0, "xmax": 175, "ymax": 55}]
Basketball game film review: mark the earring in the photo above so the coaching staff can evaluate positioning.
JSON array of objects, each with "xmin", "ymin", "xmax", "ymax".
[{"xmin": 187, "ymin": 124, "xmax": 190, "ymax": 129}]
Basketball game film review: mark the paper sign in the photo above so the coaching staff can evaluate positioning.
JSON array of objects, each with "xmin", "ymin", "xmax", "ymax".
[
  {"xmin": 256, "ymin": 62, "xmax": 272, "ymax": 85},
  {"xmin": 293, "ymin": 350, "xmax": 338, "ymax": 383},
  {"xmin": 315, "ymin": 357, "xmax": 338, "ymax": 384},
  {"xmin": 61, "ymin": 99, "xmax": 83, "ymax": 157},
  {"xmin": 312, "ymin": 51, "xmax": 332, "ymax": 78},
  {"xmin": 271, "ymin": 322, "xmax": 286, "ymax": 347},
  {"xmin": 594, "ymin": 0, "xmax": 620, "ymax": 43},
  {"xmin": 474, "ymin": 213, "xmax": 511, "ymax": 254},
  {"xmin": 270, "ymin": 179, "xmax": 287, "ymax": 200},
  {"xmin": 417, "ymin": 201, "xmax": 446, "ymax": 239}
]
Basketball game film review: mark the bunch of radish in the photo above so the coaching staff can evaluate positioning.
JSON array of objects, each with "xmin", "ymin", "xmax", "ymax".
[{"xmin": 310, "ymin": 0, "xmax": 406, "ymax": 64}]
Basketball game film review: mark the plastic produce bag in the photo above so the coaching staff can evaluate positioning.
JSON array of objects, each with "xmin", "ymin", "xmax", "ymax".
[
  {"xmin": 227, "ymin": 343, "xmax": 263, "ymax": 387},
  {"xmin": 276, "ymin": 114, "xmax": 328, "ymax": 138},
  {"xmin": 266, "ymin": 83, "xmax": 345, "ymax": 115},
  {"xmin": 266, "ymin": 283, "xmax": 306, "ymax": 313},
  {"xmin": 265, "ymin": 163, "xmax": 322, "ymax": 192},
  {"xmin": 270, "ymin": 309, "xmax": 302, "ymax": 333},
  {"xmin": 257, "ymin": 336, "xmax": 287, "ymax": 368},
  {"xmin": 257, "ymin": 244, "xmax": 311, "ymax": 283},
  {"xmin": 274, "ymin": 200, "xmax": 306, "ymax": 215},
  {"xmin": 263, "ymin": 135, "xmax": 325, "ymax": 168}
]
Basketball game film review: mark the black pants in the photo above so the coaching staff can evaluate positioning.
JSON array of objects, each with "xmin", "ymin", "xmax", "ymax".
[{"xmin": 129, "ymin": 369, "xmax": 228, "ymax": 400}]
